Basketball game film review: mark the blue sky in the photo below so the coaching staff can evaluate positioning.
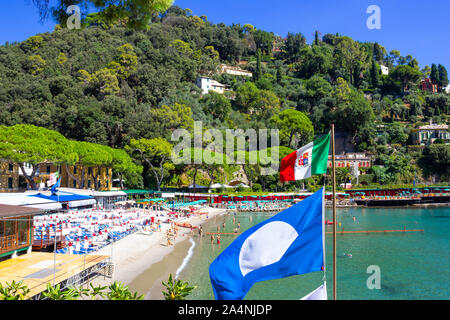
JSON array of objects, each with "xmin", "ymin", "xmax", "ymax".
[{"xmin": 0, "ymin": 0, "xmax": 449, "ymax": 69}]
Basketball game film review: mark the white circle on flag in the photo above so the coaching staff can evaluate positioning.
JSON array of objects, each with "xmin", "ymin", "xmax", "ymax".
[{"xmin": 239, "ymin": 221, "xmax": 298, "ymax": 277}]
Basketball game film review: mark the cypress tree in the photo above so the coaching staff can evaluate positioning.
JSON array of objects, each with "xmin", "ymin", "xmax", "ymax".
[
  {"xmin": 430, "ymin": 63, "xmax": 440, "ymax": 84},
  {"xmin": 370, "ymin": 59, "xmax": 380, "ymax": 88},
  {"xmin": 256, "ymin": 49, "xmax": 262, "ymax": 81},
  {"xmin": 438, "ymin": 64, "xmax": 448, "ymax": 90},
  {"xmin": 314, "ymin": 30, "xmax": 319, "ymax": 46}
]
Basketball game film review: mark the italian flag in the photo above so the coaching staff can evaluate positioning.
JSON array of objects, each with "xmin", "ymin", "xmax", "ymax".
[{"xmin": 280, "ymin": 133, "xmax": 330, "ymax": 182}]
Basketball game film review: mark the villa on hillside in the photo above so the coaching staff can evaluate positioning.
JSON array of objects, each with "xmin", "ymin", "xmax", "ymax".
[
  {"xmin": 219, "ymin": 64, "xmax": 252, "ymax": 77},
  {"xmin": 412, "ymin": 122, "xmax": 449, "ymax": 145},
  {"xmin": 328, "ymin": 153, "xmax": 372, "ymax": 169},
  {"xmin": 380, "ymin": 65, "xmax": 389, "ymax": 75},
  {"xmin": 420, "ymin": 78, "xmax": 438, "ymax": 93},
  {"xmin": 195, "ymin": 76, "xmax": 230, "ymax": 95}
]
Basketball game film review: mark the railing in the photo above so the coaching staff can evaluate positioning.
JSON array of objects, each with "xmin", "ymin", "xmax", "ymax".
[{"xmin": 0, "ymin": 235, "xmax": 19, "ymax": 254}]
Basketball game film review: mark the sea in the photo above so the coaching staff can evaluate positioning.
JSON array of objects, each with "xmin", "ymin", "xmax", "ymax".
[{"xmin": 131, "ymin": 206, "xmax": 450, "ymax": 300}]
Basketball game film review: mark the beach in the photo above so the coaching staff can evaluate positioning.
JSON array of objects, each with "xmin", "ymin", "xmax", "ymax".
[{"xmin": 90, "ymin": 206, "xmax": 227, "ymax": 299}]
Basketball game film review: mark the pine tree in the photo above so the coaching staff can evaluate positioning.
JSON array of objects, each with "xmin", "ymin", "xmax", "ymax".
[{"xmin": 430, "ymin": 64, "xmax": 440, "ymax": 84}]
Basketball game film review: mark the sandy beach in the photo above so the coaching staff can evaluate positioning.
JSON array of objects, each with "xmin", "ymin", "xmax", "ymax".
[{"xmin": 90, "ymin": 206, "xmax": 227, "ymax": 299}]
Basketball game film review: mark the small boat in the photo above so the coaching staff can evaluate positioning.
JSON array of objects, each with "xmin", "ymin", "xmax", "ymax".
[{"xmin": 325, "ymin": 220, "xmax": 334, "ymax": 225}]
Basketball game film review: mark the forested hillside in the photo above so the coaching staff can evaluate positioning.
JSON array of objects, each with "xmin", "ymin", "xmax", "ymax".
[{"xmin": 0, "ymin": 5, "xmax": 448, "ymax": 190}]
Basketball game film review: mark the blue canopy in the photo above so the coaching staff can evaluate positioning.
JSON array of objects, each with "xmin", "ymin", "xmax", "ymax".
[{"xmin": 31, "ymin": 193, "xmax": 93, "ymax": 202}]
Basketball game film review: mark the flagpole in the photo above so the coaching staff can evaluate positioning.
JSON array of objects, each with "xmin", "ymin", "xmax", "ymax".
[{"xmin": 331, "ymin": 124, "xmax": 337, "ymax": 300}]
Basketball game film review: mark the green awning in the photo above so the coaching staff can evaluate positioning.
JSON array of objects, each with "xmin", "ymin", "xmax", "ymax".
[{"xmin": 123, "ymin": 189, "xmax": 155, "ymax": 195}]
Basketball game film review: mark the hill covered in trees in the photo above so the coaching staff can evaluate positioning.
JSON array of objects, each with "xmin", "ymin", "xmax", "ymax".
[{"xmin": 0, "ymin": 4, "xmax": 448, "ymax": 190}]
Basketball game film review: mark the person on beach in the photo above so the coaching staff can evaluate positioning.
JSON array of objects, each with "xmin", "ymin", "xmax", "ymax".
[
  {"xmin": 217, "ymin": 234, "xmax": 221, "ymax": 246},
  {"xmin": 234, "ymin": 227, "xmax": 238, "ymax": 234},
  {"xmin": 166, "ymin": 231, "xmax": 172, "ymax": 246},
  {"xmin": 237, "ymin": 221, "xmax": 240, "ymax": 230},
  {"xmin": 222, "ymin": 222, "xmax": 225, "ymax": 230},
  {"xmin": 353, "ymin": 216, "xmax": 356, "ymax": 222},
  {"xmin": 217, "ymin": 225, "xmax": 220, "ymax": 233},
  {"xmin": 210, "ymin": 233, "xmax": 215, "ymax": 244}
]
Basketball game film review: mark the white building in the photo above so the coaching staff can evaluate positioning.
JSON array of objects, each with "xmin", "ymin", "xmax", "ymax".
[
  {"xmin": 380, "ymin": 65, "xmax": 389, "ymax": 75},
  {"xmin": 195, "ymin": 77, "xmax": 229, "ymax": 95},
  {"xmin": 220, "ymin": 64, "xmax": 253, "ymax": 77},
  {"xmin": 445, "ymin": 84, "xmax": 450, "ymax": 94}
]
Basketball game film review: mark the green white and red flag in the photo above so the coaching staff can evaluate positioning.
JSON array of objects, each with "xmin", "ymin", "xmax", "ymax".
[{"xmin": 280, "ymin": 133, "xmax": 330, "ymax": 182}]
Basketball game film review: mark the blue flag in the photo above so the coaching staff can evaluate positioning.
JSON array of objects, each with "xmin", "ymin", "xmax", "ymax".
[
  {"xmin": 209, "ymin": 187, "xmax": 325, "ymax": 300},
  {"xmin": 51, "ymin": 177, "xmax": 61, "ymax": 195}
]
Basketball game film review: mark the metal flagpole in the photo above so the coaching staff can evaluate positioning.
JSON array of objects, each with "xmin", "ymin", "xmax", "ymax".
[{"xmin": 331, "ymin": 124, "xmax": 337, "ymax": 300}]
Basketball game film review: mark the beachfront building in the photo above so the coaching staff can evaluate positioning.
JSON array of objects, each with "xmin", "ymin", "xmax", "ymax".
[
  {"xmin": 0, "ymin": 161, "xmax": 20, "ymax": 192},
  {"xmin": 0, "ymin": 161, "xmax": 114, "ymax": 192},
  {"xmin": 412, "ymin": 123, "xmax": 450, "ymax": 145},
  {"xmin": 195, "ymin": 76, "xmax": 229, "ymax": 95},
  {"xmin": 219, "ymin": 64, "xmax": 253, "ymax": 77},
  {"xmin": 328, "ymin": 153, "xmax": 372, "ymax": 169},
  {"xmin": 0, "ymin": 204, "xmax": 42, "ymax": 260},
  {"xmin": 38, "ymin": 163, "xmax": 113, "ymax": 191}
]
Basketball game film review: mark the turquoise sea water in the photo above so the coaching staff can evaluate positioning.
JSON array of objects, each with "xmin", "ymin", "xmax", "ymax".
[{"xmin": 178, "ymin": 207, "xmax": 449, "ymax": 300}]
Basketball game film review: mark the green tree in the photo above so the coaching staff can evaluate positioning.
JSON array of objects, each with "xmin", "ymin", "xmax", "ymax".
[
  {"xmin": 109, "ymin": 148, "xmax": 143, "ymax": 189},
  {"xmin": 27, "ymin": 55, "xmax": 46, "ymax": 75},
  {"xmin": 33, "ymin": 0, "xmax": 174, "ymax": 30},
  {"xmin": 430, "ymin": 63, "xmax": 440, "ymax": 85},
  {"xmin": 419, "ymin": 144, "xmax": 450, "ymax": 181},
  {"xmin": 0, "ymin": 124, "xmax": 78, "ymax": 190},
  {"xmin": 282, "ymin": 32, "xmax": 306, "ymax": 63},
  {"xmin": 334, "ymin": 36, "xmax": 368, "ymax": 85},
  {"xmin": 390, "ymin": 65, "xmax": 422, "ymax": 93},
  {"xmin": 126, "ymin": 137, "xmax": 174, "ymax": 191},
  {"xmin": 438, "ymin": 64, "xmax": 448, "ymax": 91},
  {"xmin": 200, "ymin": 92, "xmax": 232, "ymax": 122},
  {"xmin": 270, "ymin": 109, "xmax": 314, "ymax": 148},
  {"xmin": 370, "ymin": 59, "xmax": 380, "ymax": 88},
  {"xmin": 256, "ymin": 48, "xmax": 262, "ymax": 80},
  {"xmin": 253, "ymin": 29, "xmax": 274, "ymax": 55}
]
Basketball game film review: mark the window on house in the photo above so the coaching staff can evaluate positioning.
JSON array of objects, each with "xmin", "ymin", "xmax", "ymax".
[
  {"xmin": 8, "ymin": 163, "xmax": 13, "ymax": 171},
  {"xmin": 73, "ymin": 166, "xmax": 77, "ymax": 174},
  {"xmin": 73, "ymin": 180, "xmax": 77, "ymax": 188},
  {"xmin": 8, "ymin": 177, "xmax": 13, "ymax": 189},
  {"xmin": 46, "ymin": 165, "xmax": 51, "ymax": 174},
  {"xmin": 88, "ymin": 167, "xmax": 92, "ymax": 175},
  {"xmin": 88, "ymin": 180, "xmax": 91, "ymax": 188}
]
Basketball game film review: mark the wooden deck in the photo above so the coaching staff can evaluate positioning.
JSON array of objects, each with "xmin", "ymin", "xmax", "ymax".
[{"xmin": 0, "ymin": 252, "xmax": 109, "ymax": 298}]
